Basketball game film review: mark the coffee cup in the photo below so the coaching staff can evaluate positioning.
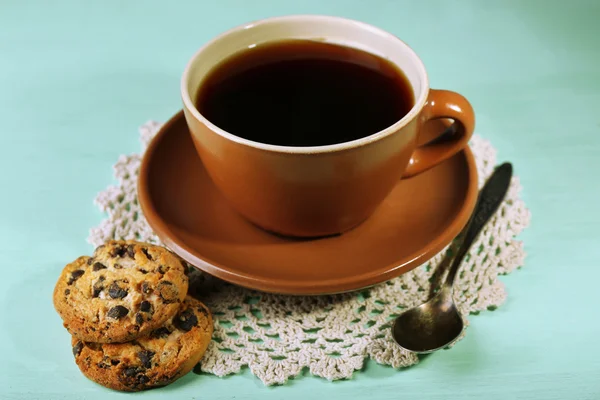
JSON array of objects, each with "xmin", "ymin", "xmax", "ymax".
[{"xmin": 181, "ymin": 15, "xmax": 474, "ymax": 238}]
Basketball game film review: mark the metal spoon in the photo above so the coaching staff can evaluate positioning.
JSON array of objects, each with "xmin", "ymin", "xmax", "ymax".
[{"xmin": 392, "ymin": 162, "xmax": 513, "ymax": 353}]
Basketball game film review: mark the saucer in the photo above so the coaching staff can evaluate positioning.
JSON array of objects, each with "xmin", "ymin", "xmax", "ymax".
[{"xmin": 138, "ymin": 111, "xmax": 478, "ymax": 295}]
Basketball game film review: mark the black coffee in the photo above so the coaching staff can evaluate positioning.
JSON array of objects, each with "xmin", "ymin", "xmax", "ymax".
[{"xmin": 195, "ymin": 40, "xmax": 414, "ymax": 147}]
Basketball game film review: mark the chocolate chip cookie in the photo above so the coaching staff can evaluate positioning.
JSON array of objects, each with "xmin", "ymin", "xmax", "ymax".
[
  {"xmin": 54, "ymin": 240, "xmax": 189, "ymax": 343},
  {"xmin": 72, "ymin": 297, "xmax": 213, "ymax": 391}
]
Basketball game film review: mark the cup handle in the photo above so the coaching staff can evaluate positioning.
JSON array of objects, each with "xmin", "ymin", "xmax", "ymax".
[{"xmin": 402, "ymin": 89, "xmax": 475, "ymax": 178}]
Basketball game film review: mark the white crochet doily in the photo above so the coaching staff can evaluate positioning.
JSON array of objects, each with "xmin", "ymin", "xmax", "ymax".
[{"xmin": 88, "ymin": 121, "xmax": 530, "ymax": 386}]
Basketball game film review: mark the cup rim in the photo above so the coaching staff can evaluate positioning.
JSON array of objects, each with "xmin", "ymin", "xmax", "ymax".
[{"xmin": 181, "ymin": 14, "xmax": 430, "ymax": 154}]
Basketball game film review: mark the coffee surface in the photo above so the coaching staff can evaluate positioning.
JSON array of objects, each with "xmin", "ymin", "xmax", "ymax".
[{"xmin": 195, "ymin": 40, "xmax": 414, "ymax": 147}]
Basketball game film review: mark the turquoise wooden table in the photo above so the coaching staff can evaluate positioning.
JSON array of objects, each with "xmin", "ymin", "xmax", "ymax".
[{"xmin": 1, "ymin": 0, "xmax": 599, "ymax": 398}]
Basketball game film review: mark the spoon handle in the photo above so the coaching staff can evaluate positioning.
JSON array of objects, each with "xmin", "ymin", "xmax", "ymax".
[{"xmin": 445, "ymin": 162, "xmax": 513, "ymax": 286}]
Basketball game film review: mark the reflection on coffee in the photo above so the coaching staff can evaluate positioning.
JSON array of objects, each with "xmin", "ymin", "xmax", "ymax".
[{"xmin": 195, "ymin": 39, "xmax": 414, "ymax": 147}]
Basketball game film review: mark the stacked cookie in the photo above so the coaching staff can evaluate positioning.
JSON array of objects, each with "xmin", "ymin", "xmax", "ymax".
[{"xmin": 53, "ymin": 240, "xmax": 213, "ymax": 391}]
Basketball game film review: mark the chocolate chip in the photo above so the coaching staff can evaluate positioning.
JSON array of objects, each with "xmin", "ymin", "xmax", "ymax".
[
  {"xmin": 141, "ymin": 282, "xmax": 152, "ymax": 295},
  {"xmin": 127, "ymin": 245, "xmax": 136, "ymax": 258},
  {"xmin": 87, "ymin": 342, "xmax": 102, "ymax": 351},
  {"xmin": 141, "ymin": 247, "xmax": 153, "ymax": 260},
  {"xmin": 156, "ymin": 281, "xmax": 178, "ymax": 304},
  {"xmin": 110, "ymin": 359, "xmax": 120, "ymax": 366},
  {"xmin": 92, "ymin": 277, "xmax": 105, "ymax": 298},
  {"xmin": 174, "ymin": 308, "xmax": 198, "ymax": 332},
  {"xmin": 123, "ymin": 367, "xmax": 151, "ymax": 387},
  {"xmin": 97, "ymin": 356, "xmax": 113, "ymax": 369},
  {"xmin": 150, "ymin": 327, "xmax": 171, "ymax": 339},
  {"xmin": 110, "ymin": 245, "xmax": 127, "ymax": 257},
  {"xmin": 135, "ymin": 313, "xmax": 144, "ymax": 325},
  {"xmin": 113, "ymin": 263, "xmax": 123, "ymax": 269},
  {"xmin": 137, "ymin": 350, "xmax": 155, "ymax": 369},
  {"xmin": 67, "ymin": 270, "xmax": 85, "ymax": 285},
  {"xmin": 86, "ymin": 258, "xmax": 94, "ymax": 266},
  {"xmin": 107, "ymin": 305, "xmax": 129, "ymax": 319},
  {"xmin": 157, "ymin": 265, "xmax": 167, "ymax": 274},
  {"xmin": 108, "ymin": 281, "xmax": 128, "ymax": 299},
  {"xmin": 124, "ymin": 366, "xmax": 144, "ymax": 377},
  {"xmin": 92, "ymin": 262, "xmax": 107, "ymax": 271},
  {"xmin": 72, "ymin": 341, "xmax": 83, "ymax": 357},
  {"xmin": 139, "ymin": 269, "xmax": 148, "ymax": 274},
  {"xmin": 64, "ymin": 289, "xmax": 70, "ymax": 296},
  {"xmin": 139, "ymin": 301, "xmax": 152, "ymax": 313}
]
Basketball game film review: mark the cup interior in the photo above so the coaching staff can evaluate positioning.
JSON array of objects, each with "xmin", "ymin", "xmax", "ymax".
[{"xmin": 181, "ymin": 15, "xmax": 429, "ymax": 150}]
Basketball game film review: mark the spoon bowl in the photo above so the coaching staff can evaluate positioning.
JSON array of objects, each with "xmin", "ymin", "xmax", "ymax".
[{"xmin": 392, "ymin": 287, "xmax": 463, "ymax": 353}]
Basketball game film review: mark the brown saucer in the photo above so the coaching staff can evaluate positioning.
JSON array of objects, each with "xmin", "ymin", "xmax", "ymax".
[{"xmin": 138, "ymin": 111, "xmax": 478, "ymax": 295}]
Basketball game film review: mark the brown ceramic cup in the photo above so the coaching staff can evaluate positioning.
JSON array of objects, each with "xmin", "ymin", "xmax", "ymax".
[{"xmin": 181, "ymin": 15, "xmax": 475, "ymax": 238}]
